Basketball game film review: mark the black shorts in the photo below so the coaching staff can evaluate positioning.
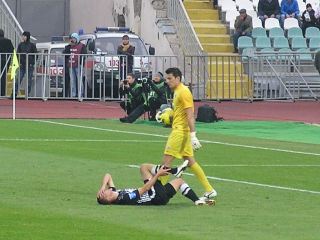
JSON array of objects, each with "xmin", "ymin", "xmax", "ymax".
[{"xmin": 152, "ymin": 180, "xmax": 177, "ymax": 205}]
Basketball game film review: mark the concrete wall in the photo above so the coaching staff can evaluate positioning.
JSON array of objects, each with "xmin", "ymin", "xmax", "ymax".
[
  {"xmin": 6, "ymin": 0, "xmax": 69, "ymax": 42},
  {"xmin": 113, "ymin": 0, "xmax": 173, "ymax": 56},
  {"xmin": 69, "ymin": 0, "xmax": 115, "ymax": 34}
]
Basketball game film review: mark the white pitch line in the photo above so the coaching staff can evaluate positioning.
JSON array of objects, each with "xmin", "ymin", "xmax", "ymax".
[
  {"xmin": 32, "ymin": 120, "xmax": 320, "ymax": 157},
  {"xmin": 202, "ymin": 164, "xmax": 320, "ymax": 167},
  {"xmin": 128, "ymin": 165, "xmax": 320, "ymax": 195},
  {"xmin": 0, "ymin": 138, "xmax": 165, "ymax": 143}
]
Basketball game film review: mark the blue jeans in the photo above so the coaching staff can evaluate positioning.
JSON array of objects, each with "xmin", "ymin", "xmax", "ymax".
[
  {"xmin": 15, "ymin": 65, "xmax": 34, "ymax": 96},
  {"xmin": 69, "ymin": 67, "xmax": 83, "ymax": 97}
]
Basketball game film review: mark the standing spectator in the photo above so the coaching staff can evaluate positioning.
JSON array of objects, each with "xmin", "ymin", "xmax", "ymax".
[
  {"xmin": 280, "ymin": 0, "xmax": 300, "ymax": 28},
  {"xmin": 64, "ymin": 33, "xmax": 87, "ymax": 98},
  {"xmin": 0, "ymin": 29, "xmax": 14, "ymax": 96},
  {"xmin": 117, "ymin": 35, "xmax": 135, "ymax": 80},
  {"xmin": 233, "ymin": 9, "xmax": 253, "ymax": 53},
  {"xmin": 258, "ymin": 0, "xmax": 281, "ymax": 27},
  {"xmin": 301, "ymin": 4, "xmax": 317, "ymax": 36},
  {"xmin": 63, "ymin": 37, "xmax": 71, "ymax": 97},
  {"xmin": 14, "ymin": 31, "xmax": 37, "ymax": 97}
]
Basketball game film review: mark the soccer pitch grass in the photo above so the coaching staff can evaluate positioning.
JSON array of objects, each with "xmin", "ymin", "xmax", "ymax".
[{"xmin": 0, "ymin": 119, "xmax": 319, "ymax": 240}]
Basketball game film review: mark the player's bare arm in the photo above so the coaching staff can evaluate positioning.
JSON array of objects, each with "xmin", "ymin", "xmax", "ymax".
[
  {"xmin": 138, "ymin": 166, "xmax": 170, "ymax": 195},
  {"xmin": 97, "ymin": 173, "xmax": 115, "ymax": 198}
]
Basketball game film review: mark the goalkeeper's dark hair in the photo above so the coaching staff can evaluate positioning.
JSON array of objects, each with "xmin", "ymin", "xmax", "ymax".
[
  {"xmin": 127, "ymin": 73, "xmax": 135, "ymax": 79},
  {"xmin": 165, "ymin": 67, "xmax": 182, "ymax": 80}
]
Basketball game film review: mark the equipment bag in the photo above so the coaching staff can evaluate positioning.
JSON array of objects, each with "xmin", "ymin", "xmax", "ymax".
[{"xmin": 196, "ymin": 104, "xmax": 222, "ymax": 123}]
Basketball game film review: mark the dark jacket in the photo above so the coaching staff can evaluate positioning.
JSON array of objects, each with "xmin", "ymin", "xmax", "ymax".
[
  {"xmin": 119, "ymin": 81, "xmax": 144, "ymax": 107},
  {"xmin": 301, "ymin": 9, "xmax": 316, "ymax": 25},
  {"xmin": 63, "ymin": 42, "xmax": 87, "ymax": 68},
  {"xmin": 17, "ymin": 40, "xmax": 37, "ymax": 67},
  {"xmin": 0, "ymin": 36, "xmax": 14, "ymax": 64},
  {"xmin": 147, "ymin": 79, "xmax": 170, "ymax": 104},
  {"xmin": 234, "ymin": 14, "xmax": 253, "ymax": 33},
  {"xmin": 258, "ymin": 0, "xmax": 280, "ymax": 17},
  {"xmin": 117, "ymin": 44, "xmax": 135, "ymax": 69}
]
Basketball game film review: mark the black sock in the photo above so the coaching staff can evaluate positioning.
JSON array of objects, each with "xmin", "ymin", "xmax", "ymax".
[{"xmin": 180, "ymin": 183, "xmax": 199, "ymax": 202}]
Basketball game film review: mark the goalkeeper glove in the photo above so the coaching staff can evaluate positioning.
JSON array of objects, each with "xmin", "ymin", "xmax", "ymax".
[{"xmin": 190, "ymin": 132, "xmax": 202, "ymax": 151}]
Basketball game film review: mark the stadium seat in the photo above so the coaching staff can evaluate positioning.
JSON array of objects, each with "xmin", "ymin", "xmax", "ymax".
[
  {"xmin": 264, "ymin": 18, "xmax": 281, "ymax": 30},
  {"xmin": 241, "ymin": 47, "xmax": 256, "ymax": 61},
  {"xmin": 283, "ymin": 18, "xmax": 300, "ymax": 30},
  {"xmin": 291, "ymin": 37, "xmax": 308, "ymax": 50},
  {"xmin": 259, "ymin": 47, "xmax": 276, "ymax": 60},
  {"xmin": 278, "ymin": 48, "xmax": 293, "ymax": 60},
  {"xmin": 238, "ymin": 36, "xmax": 254, "ymax": 52},
  {"xmin": 297, "ymin": 1, "xmax": 306, "ymax": 14},
  {"xmin": 252, "ymin": 17, "xmax": 263, "ymax": 28},
  {"xmin": 296, "ymin": 48, "xmax": 313, "ymax": 61},
  {"xmin": 221, "ymin": 1, "xmax": 237, "ymax": 12},
  {"xmin": 225, "ymin": 10, "xmax": 238, "ymax": 24},
  {"xmin": 269, "ymin": 27, "xmax": 285, "ymax": 41},
  {"xmin": 273, "ymin": 37, "xmax": 290, "ymax": 50},
  {"xmin": 287, "ymin": 27, "xmax": 303, "ymax": 42},
  {"xmin": 305, "ymin": 27, "xmax": 320, "ymax": 40},
  {"xmin": 309, "ymin": 37, "xmax": 320, "ymax": 51},
  {"xmin": 237, "ymin": 1, "xmax": 254, "ymax": 11},
  {"xmin": 246, "ymin": 10, "xmax": 257, "ymax": 18},
  {"xmin": 255, "ymin": 37, "xmax": 271, "ymax": 50},
  {"xmin": 252, "ymin": 27, "xmax": 267, "ymax": 41}
]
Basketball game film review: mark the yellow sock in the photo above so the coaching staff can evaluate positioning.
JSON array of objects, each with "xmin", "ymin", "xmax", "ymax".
[
  {"xmin": 158, "ymin": 175, "xmax": 170, "ymax": 185},
  {"xmin": 190, "ymin": 162, "xmax": 213, "ymax": 192}
]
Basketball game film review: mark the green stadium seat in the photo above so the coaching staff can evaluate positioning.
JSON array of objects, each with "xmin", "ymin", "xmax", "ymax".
[
  {"xmin": 291, "ymin": 37, "xmax": 307, "ymax": 50},
  {"xmin": 241, "ymin": 47, "xmax": 256, "ymax": 61},
  {"xmin": 269, "ymin": 27, "xmax": 284, "ymax": 41},
  {"xmin": 308, "ymin": 37, "xmax": 320, "ymax": 51},
  {"xmin": 255, "ymin": 37, "xmax": 271, "ymax": 50},
  {"xmin": 305, "ymin": 27, "xmax": 320, "ymax": 40},
  {"xmin": 273, "ymin": 37, "xmax": 289, "ymax": 50},
  {"xmin": 259, "ymin": 48, "xmax": 276, "ymax": 60},
  {"xmin": 278, "ymin": 48, "xmax": 292, "ymax": 60},
  {"xmin": 287, "ymin": 27, "xmax": 303, "ymax": 42},
  {"xmin": 252, "ymin": 27, "xmax": 267, "ymax": 41},
  {"xmin": 296, "ymin": 48, "xmax": 313, "ymax": 61},
  {"xmin": 238, "ymin": 36, "xmax": 254, "ymax": 52}
]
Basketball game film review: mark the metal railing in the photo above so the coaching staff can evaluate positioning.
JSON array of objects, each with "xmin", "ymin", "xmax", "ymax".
[
  {"xmin": 0, "ymin": 52, "xmax": 178, "ymax": 101},
  {"xmin": 167, "ymin": 0, "xmax": 209, "ymax": 99},
  {"xmin": 244, "ymin": 52, "xmax": 319, "ymax": 101}
]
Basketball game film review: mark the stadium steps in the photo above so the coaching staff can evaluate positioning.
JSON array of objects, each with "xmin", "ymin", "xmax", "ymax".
[{"xmin": 184, "ymin": 0, "xmax": 251, "ymax": 99}]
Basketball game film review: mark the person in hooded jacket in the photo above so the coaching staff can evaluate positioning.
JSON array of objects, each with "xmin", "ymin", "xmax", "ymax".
[
  {"xmin": 14, "ymin": 31, "xmax": 37, "ymax": 97},
  {"xmin": 0, "ymin": 29, "xmax": 14, "ymax": 96}
]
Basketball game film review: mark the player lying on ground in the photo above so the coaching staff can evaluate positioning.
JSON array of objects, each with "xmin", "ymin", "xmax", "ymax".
[{"xmin": 96, "ymin": 163, "xmax": 215, "ymax": 206}]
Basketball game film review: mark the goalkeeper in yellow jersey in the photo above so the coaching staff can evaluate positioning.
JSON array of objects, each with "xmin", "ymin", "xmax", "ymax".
[{"xmin": 156, "ymin": 67, "xmax": 217, "ymax": 201}]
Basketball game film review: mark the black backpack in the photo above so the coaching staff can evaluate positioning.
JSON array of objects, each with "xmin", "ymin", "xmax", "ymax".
[{"xmin": 196, "ymin": 104, "xmax": 222, "ymax": 123}]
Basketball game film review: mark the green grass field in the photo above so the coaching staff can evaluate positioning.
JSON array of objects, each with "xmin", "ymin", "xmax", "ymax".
[{"xmin": 0, "ymin": 119, "xmax": 319, "ymax": 240}]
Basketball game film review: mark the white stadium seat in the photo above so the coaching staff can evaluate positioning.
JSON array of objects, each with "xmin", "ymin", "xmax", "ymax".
[
  {"xmin": 283, "ymin": 18, "xmax": 300, "ymax": 30},
  {"xmin": 264, "ymin": 17, "xmax": 281, "ymax": 30},
  {"xmin": 252, "ymin": 17, "xmax": 263, "ymax": 28}
]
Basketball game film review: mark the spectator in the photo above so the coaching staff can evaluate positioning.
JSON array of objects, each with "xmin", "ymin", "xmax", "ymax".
[
  {"xmin": 14, "ymin": 31, "xmax": 37, "ymax": 97},
  {"xmin": 117, "ymin": 35, "xmax": 135, "ymax": 81},
  {"xmin": 63, "ymin": 33, "xmax": 87, "ymax": 98},
  {"xmin": 119, "ymin": 73, "xmax": 144, "ymax": 122},
  {"xmin": 0, "ymin": 29, "xmax": 14, "ymax": 96},
  {"xmin": 63, "ymin": 37, "xmax": 71, "ymax": 97},
  {"xmin": 301, "ymin": 4, "xmax": 317, "ymax": 36},
  {"xmin": 258, "ymin": 0, "xmax": 281, "ymax": 27},
  {"xmin": 233, "ymin": 9, "xmax": 253, "ymax": 53},
  {"xmin": 280, "ymin": 0, "xmax": 300, "ymax": 28}
]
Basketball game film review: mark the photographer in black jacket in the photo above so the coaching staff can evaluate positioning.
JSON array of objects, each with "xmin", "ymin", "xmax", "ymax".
[
  {"xmin": 119, "ymin": 72, "xmax": 170, "ymax": 123},
  {"xmin": 119, "ymin": 73, "xmax": 144, "ymax": 121},
  {"xmin": 146, "ymin": 72, "xmax": 170, "ymax": 121}
]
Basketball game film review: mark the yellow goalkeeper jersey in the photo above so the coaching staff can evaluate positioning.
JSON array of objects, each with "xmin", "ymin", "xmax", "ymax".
[{"xmin": 172, "ymin": 83, "xmax": 194, "ymax": 131}]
